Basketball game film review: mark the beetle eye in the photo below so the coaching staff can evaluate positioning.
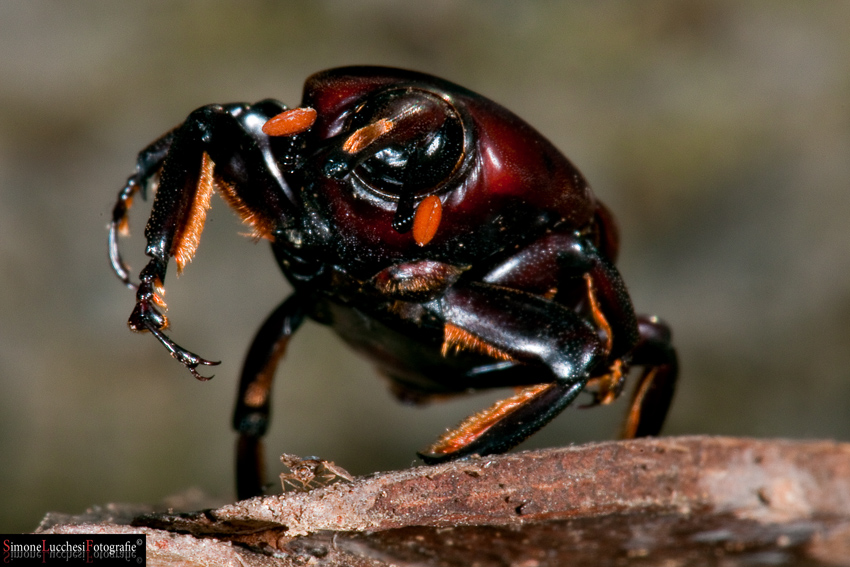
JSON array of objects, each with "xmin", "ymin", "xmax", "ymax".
[{"xmin": 347, "ymin": 89, "xmax": 465, "ymax": 200}]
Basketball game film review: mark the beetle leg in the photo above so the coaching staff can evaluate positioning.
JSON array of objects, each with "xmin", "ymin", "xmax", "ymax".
[
  {"xmin": 620, "ymin": 315, "xmax": 678, "ymax": 439},
  {"xmin": 109, "ymin": 178, "xmax": 142, "ymax": 289},
  {"xmin": 232, "ymin": 294, "xmax": 309, "ymax": 499},
  {"xmin": 418, "ymin": 282, "xmax": 606, "ymax": 463},
  {"xmin": 109, "ymin": 129, "xmax": 177, "ymax": 289},
  {"xmin": 583, "ymin": 359, "xmax": 626, "ymax": 406},
  {"xmin": 579, "ymin": 273, "xmax": 628, "ymax": 406},
  {"xmin": 482, "ymin": 232, "xmax": 639, "ymax": 361},
  {"xmin": 417, "ymin": 232, "xmax": 674, "ymax": 463},
  {"xmin": 419, "ymin": 381, "xmax": 585, "ymax": 464},
  {"xmin": 124, "ymin": 101, "xmax": 304, "ymax": 379},
  {"xmin": 563, "ymin": 247, "xmax": 677, "ymax": 434}
]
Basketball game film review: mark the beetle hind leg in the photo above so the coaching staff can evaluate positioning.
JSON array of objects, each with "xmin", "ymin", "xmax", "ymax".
[{"xmin": 620, "ymin": 316, "xmax": 678, "ymax": 439}]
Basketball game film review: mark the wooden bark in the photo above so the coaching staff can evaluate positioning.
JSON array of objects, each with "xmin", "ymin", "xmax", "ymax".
[{"xmin": 37, "ymin": 436, "xmax": 850, "ymax": 566}]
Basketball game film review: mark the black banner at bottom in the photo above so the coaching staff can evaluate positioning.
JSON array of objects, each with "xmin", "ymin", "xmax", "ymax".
[{"xmin": 2, "ymin": 534, "xmax": 145, "ymax": 566}]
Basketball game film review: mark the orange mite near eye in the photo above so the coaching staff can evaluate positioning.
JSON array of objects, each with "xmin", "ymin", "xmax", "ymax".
[
  {"xmin": 262, "ymin": 107, "xmax": 317, "ymax": 137},
  {"xmin": 412, "ymin": 195, "xmax": 442, "ymax": 246}
]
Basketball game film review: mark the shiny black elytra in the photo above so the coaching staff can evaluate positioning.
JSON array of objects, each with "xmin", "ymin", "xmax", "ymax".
[{"xmin": 109, "ymin": 66, "xmax": 678, "ymax": 500}]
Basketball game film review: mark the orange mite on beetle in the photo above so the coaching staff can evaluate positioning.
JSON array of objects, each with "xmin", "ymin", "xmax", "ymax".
[{"xmin": 109, "ymin": 67, "xmax": 678, "ymax": 499}]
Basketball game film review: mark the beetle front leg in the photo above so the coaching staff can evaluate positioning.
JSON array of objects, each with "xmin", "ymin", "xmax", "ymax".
[
  {"xmin": 109, "ymin": 129, "xmax": 177, "ymax": 289},
  {"xmin": 111, "ymin": 127, "xmax": 219, "ymax": 379},
  {"xmin": 233, "ymin": 294, "xmax": 309, "ymax": 499},
  {"xmin": 123, "ymin": 101, "xmax": 301, "ymax": 379},
  {"xmin": 128, "ymin": 258, "xmax": 220, "ymax": 380},
  {"xmin": 419, "ymin": 282, "xmax": 606, "ymax": 463}
]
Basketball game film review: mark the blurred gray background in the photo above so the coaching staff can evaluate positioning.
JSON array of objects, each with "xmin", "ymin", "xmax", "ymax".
[{"xmin": 1, "ymin": 1, "xmax": 848, "ymax": 532}]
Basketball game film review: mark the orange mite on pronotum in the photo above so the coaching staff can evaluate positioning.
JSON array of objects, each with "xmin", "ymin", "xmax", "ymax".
[
  {"xmin": 262, "ymin": 107, "xmax": 317, "ymax": 137},
  {"xmin": 412, "ymin": 195, "xmax": 443, "ymax": 246}
]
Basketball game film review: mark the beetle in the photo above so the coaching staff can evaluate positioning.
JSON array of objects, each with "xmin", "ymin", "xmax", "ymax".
[{"xmin": 109, "ymin": 66, "xmax": 678, "ymax": 500}]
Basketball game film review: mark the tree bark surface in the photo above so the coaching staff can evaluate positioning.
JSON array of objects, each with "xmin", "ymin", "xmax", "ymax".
[{"xmin": 37, "ymin": 436, "xmax": 850, "ymax": 566}]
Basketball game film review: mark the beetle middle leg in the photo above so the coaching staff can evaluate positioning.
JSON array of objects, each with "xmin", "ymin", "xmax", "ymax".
[
  {"xmin": 418, "ymin": 282, "xmax": 607, "ymax": 463},
  {"xmin": 418, "ymin": 231, "xmax": 677, "ymax": 463},
  {"xmin": 233, "ymin": 293, "xmax": 310, "ymax": 499}
]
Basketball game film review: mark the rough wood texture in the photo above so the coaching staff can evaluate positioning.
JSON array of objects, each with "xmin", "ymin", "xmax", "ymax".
[{"xmin": 38, "ymin": 437, "xmax": 850, "ymax": 566}]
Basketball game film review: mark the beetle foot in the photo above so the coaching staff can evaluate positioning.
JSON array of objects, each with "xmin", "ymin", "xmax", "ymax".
[
  {"xmin": 581, "ymin": 359, "xmax": 627, "ymax": 407},
  {"xmin": 128, "ymin": 280, "xmax": 220, "ymax": 381},
  {"xmin": 145, "ymin": 323, "xmax": 220, "ymax": 381},
  {"xmin": 620, "ymin": 316, "xmax": 678, "ymax": 438}
]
